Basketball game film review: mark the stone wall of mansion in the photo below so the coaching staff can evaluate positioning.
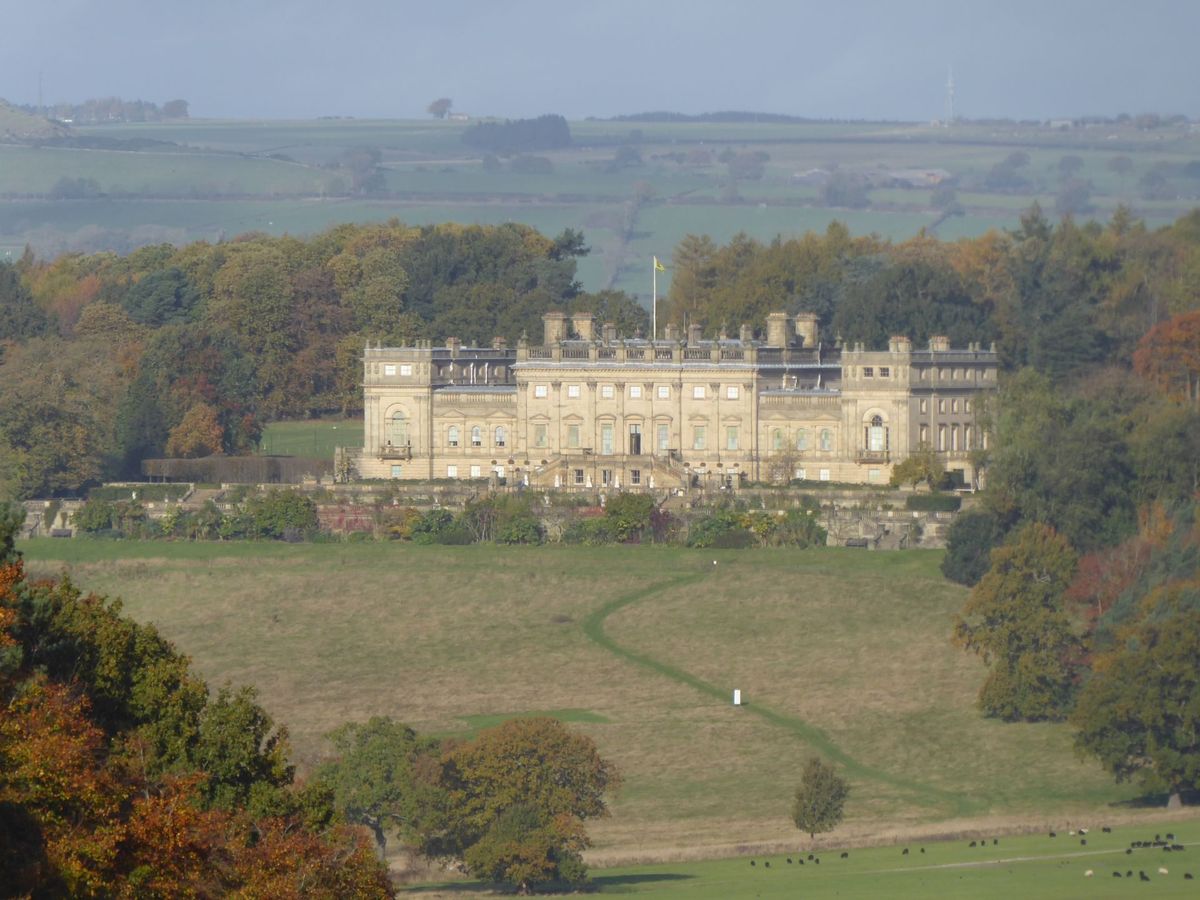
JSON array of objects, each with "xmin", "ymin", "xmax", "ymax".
[{"xmin": 355, "ymin": 311, "xmax": 997, "ymax": 490}]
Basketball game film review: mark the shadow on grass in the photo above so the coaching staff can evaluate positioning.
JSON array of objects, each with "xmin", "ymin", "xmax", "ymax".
[
  {"xmin": 1110, "ymin": 787, "xmax": 1199, "ymax": 809},
  {"xmin": 589, "ymin": 872, "xmax": 695, "ymax": 890},
  {"xmin": 402, "ymin": 873, "xmax": 694, "ymax": 895}
]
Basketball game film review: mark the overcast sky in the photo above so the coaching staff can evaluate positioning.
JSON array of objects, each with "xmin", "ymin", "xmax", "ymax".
[{"xmin": 1, "ymin": 0, "xmax": 1197, "ymax": 122}]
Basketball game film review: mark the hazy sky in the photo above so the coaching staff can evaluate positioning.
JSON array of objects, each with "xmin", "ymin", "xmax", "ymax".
[{"xmin": 2, "ymin": 0, "xmax": 1197, "ymax": 121}]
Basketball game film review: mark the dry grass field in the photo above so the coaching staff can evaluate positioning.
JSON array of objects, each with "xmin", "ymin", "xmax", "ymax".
[{"xmin": 21, "ymin": 540, "xmax": 1147, "ymax": 862}]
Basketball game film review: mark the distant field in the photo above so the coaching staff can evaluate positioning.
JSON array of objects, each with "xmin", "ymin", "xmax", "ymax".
[
  {"xmin": 3, "ymin": 117, "xmax": 1197, "ymax": 296},
  {"xmin": 20, "ymin": 541, "xmax": 1149, "ymax": 860},
  {"xmin": 257, "ymin": 417, "xmax": 362, "ymax": 457}
]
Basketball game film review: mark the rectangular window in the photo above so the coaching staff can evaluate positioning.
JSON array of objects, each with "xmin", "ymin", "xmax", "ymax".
[
  {"xmin": 567, "ymin": 424, "xmax": 580, "ymax": 448},
  {"xmin": 726, "ymin": 385, "xmax": 739, "ymax": 400},
  {"xmin": 692, "ymin": 425, "xmax": 706, "ymax": 450},
  {"xmin": 534, "ymin": 424, "xmax": 548, "ymax": 448},
  {"xmin": 938, "ymin": 399, "xmax": 946, "ymax": 414},
  {"xmin": 868, "ymin": 468, "xmax": 881, "ymax": 482},
  {"xmin": 939, "ymin": 368, "xmax": 946, "ymax": 379},
  {"xmin": 879, "ymin": 367, "xmax": 890, "ymax": 377},
  {"xmin": 657, "ymin": 423, "xmax": 669, "ymax": 451},
  {"xmin": 630, "ymin": 385, "xmax": 642, "ymax": 399},
  {"xmin": 819, "ymin": 468, "xmax": 831, "ymax": 482},
  {"xmin": 470, "ymin": 464, "xmax": 482, "ymax": 478},
  {"xmin": 657, "ymin": 385, "xmax": 670, "ymax": 399},
  {"xmin": 952, "ymin": 399, "xmax": 959, "ymax": 413},
  {"xmin": 863, "ymin": 367, "xmax": 874, "ymax": 378},
  {"xmin": 399, "ymin": 364, "xmax": 413, "ymax": 376},
  {"xmin": 938, "ymin": 425, "xmax": 947, "ymax": 451},
  {"xmin": 567, "ymin": 384, "xmax": 581, "ymax": 398},
  {"xmin": 574, "ymin": 468, "xmax": 585, "ymax": 485},
  {"xmin": 534, "ymin": 384, "xmax": 548, "ymax": 398},
  {"xmin": 920, "ymin": 424, "xmax": 929, "ymax": 444},
  {"xmin": 726, "ymin": 426, "xmax": 739, "ymax": 451},
  {"xmin": 446, "ymin": 465, "xmax": 458, "ymax": 478},
  {"xmin": 390, "ymin": 464, "xmax": 402, "ymax": 477},
  {"xmin": 692, "ymin": 385, "xmax": 705, "ymax": 399},
  {"xmin": 795, "ymin": 467, "xmax": 806, "ymax": 481},
  {"xmin": 601, "ymin": 469, "xmax": 612, "ymax": 486},
  {"xmin": 601, "ymin": 423, "xmax": 614, "ymax": 455},
  {"xmin": 384, "ymin": 364, "xmax": 396, "ymax": 376},
  {"xmin": 630, "ymin": 469, "xmax": 641, "ymax": 485},
  {"xmin": 920, "ymin": 398, "xmax": 928, "ymax": 414},
  {"xmin": 965, "ymin": 399, "xmax": 972, "ymax": 412},
  {"xmin": 601, "ymin": 384, "xmax": 614, "ymax": 399}
]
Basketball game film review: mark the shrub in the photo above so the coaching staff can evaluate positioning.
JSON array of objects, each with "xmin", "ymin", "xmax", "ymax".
[
  {"xmin": 941, "ymin": 508, "xmax": 1006, "ymax": 586},
  {"xmin": 245, "ymin": 490, "xmax": 319, "ymax": 539},
  {"xmin": 561, "ymin": 517, "xmax": 616, "ymax": 545}
]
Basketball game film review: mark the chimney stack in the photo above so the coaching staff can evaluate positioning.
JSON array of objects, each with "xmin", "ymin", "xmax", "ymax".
[
  {"xmin": 602, "ymin": 322, "xmax": 618, "ymax": 343},
  {"xmin": 542, "ymin": 311, "xmax": 567, "ymax": 345},
  {"xmin": 929, "ymin": 335, "xmax": 950, "ymax": 352},
  {"xmin": 888, "ymin": 335, "xmax": 912, "ymax": 353},
  {"xmin": 687, "ymin": 323, "xmax": 703, "ymax": 346},
  {"xmin": 794, "ymin": 312, "xmax": 819, "ymax": 348},
  {"xmin": 491, "ymin": 336, "xmax": 507, "ymax": 350},
  {"xmin": 766, "ymin": 312, "xmax": 792, "ymax": 348},
  {"xmin": 571, "ymin": 312, "xmax": 595, "ymax": 341},
  {"xmin": 664, "ymin": 322, "xmax": 681, "ymax": 342},
  {"xmin": 739, "ymin": 323, "xmax": 754, "ymax": 342}
]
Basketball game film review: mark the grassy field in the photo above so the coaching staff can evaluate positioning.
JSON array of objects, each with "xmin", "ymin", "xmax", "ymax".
[
  {"xmin": 407, "ymin": 819, "xmax": 1200, "ymax": 897},
  {"xmin": 19, "ymin": 539, "xmax": 1164, "ymax": 864},
  {"xmin": 257, "ymin": 417, "xmax": 362, "ymax": 457},
  {"xmin": 3, "ymin": 117, "xmax": 1197, "ymax": 296}
]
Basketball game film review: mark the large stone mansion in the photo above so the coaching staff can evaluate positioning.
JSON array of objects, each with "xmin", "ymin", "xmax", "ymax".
[{"xmin": 351, "ymin": 311, "xmax": 997, "ymax": 491}]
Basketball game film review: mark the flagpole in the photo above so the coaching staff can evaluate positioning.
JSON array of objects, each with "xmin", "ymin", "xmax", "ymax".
[{"xmin": 652, "ymin": 257, "xmax": 657, "ymax": 341}]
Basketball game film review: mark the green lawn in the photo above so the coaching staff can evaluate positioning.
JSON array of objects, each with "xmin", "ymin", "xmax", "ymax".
[
  {"xmin": 257, "ymin": 417, "xmax": 362, "ymax": 457},
  {"xmin": 18, "ymin": 541, "xmax": 1150, "ymax": 861}
]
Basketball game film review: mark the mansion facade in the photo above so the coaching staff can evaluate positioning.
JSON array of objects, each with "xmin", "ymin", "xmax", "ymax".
[{"xmin": 353, "ymin": 312, "xmax": 997, "ymax": 490}]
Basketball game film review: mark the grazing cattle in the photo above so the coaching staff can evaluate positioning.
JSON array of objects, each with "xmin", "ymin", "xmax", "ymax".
[
  {"xmin": 902, "ymin": 848, "xmax": 909, "ymax": 856},
  {"xmin": 786, "ymin": 858, "xmax": 792, "ymax": 864},
  {"xmin": 750, "ymin": 860, "xmax": 755, "ymax": 866},
  {"xmin": 1049, "ymin": 831, "xmax": 1056, "ymax": 837},
  {"xmin": 1102, "ymin": 826, "xmax": 1112, "ymax": 833},
  {"xmin": 1084, "ymin": 870, "xmax": 1093, "ymax": 877},
  {"xmin": 1081, "ymin": 839, "xmax": 1087, "ymax": 846},
  {"xmin": 1079, "ymin": 828, "xmax": 1089, "ymax": 835},
  {"xmin": 1184, "ymin": 872, "xmax": 1193, "ymax": 879},
  {"xmin": 814, "ymin": 858, "xmax": 820, "ymax": 865},
  {"xmin": 920, "ymin": 848, "xmax": 926, "ymax": 854},
  {"xmin": 993, "ymin": 839, "xmax": 998, "ymax": 846},
  {"xmin": 840, "ymin": 852, "xmax": 849, "ymax": 859},
  {"xmin": 1126, "ymin": 849, "xmax": 1133, "ymax": 854},
  {"xmin": 1166, "ymin": 832, "xmax": 1175, "ymax": 841},
  {"xmin": 1113, "ymin": 871, "xmax": 1122, "ymax": 878},
  {"xmin": 1171, "ymin": 844, "xmax": 1184, "ymax": 851},
  {"xmin": 798, "ymin": 859, "xmax": 804, "ymax": 865},
  {"xmin": 969, "ymin": 841, "xmax": 977, "ymax": 848},
  {"xmin": 807, "ymin": 854, "xmax": 814, "ymax": 861},
  {"xmin": 1158, "ymin": 867, "xmax": 1168, "ymax": 875},
  {"xmin": 1127, "ymin": 871, "xmax": 1133, "ymax": 877},
  {"xmin": 764, "ymin": 861, "xmax": 770, "ymax": 868},
  {"xmin": 1140, "ymin": 871, "xmax": 1150, "ymax": 882}
]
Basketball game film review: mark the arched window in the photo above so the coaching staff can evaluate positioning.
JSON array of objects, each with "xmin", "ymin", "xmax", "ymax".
[
  {"xmin": 389, "ymin": 411, "xmax": 408, "ymax": 446},
  {"xmin": 471, "ymin": 426, "xmax": 482, "ymax": 447},
  {"xmin": 866, "ymin": 414, "xmax": 887, "ymax": 452},
  {"xmin": 772, "ymin": 428, "xmax": 784, "ymax": 450},
  {"xmin": 494, "ymin": 426, "xmax": 507, "ymax": 448},
  {"xmin": 447, "ymin": 425, "xmax": 460, "ymax": 448},
  {"xmin": 819, "ymin": 429, "xmax": 833, "ymax": 451},
  {"xmin": 796, "ymin": 429, "xmax": 810, "ymax": 451}
]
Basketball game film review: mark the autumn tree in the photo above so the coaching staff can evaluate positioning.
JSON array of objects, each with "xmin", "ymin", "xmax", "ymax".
[
  {"xmin": 1072, "ymin": 595, "xmax": 1200, "ymax": 807},
  {"xmin": 1133, "ymin": 310, "xmax": 1200, "ymax": 409},
  {"xmin": 954, "ymin": 523, "xmax": 1081, "ymax": 720},
  {"xmin": 791, "ymin": 756, "xmax": 850, "ymax": 840},
  {"xmin": 426, "ymin": 717, "xmax": 619, "ymax": 890},
  {"xmin": 165, "ymin": 401, "xmax": 225, "ymax": 457}
]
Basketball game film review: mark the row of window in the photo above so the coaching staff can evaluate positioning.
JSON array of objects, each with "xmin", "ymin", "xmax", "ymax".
[
  {"xmin": 918, "ymin": 367, "xmax": 991, "ymax": 381},
  {"xmin": 532, "ymin": 383, "xmax": 742, "ymax": 401},
  {"xmin": 919, "ymin": 398, "xmax": 972, "ymax": 415},
  {"xmin": 918, "ymin": 423, "xmax": 984, "ymax": 451},
  {"xmin": 861, "ymin": 366, "xmax": 891, "ymax": 378},
  {"xmin": 381, "ymin": 364, "xmax": 414, "ymax": 377}
]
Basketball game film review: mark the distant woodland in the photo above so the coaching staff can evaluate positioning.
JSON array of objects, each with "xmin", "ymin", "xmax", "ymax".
[{"xmin": 0, "ymin": 208, "xmax": 1197, "ymax": 517}]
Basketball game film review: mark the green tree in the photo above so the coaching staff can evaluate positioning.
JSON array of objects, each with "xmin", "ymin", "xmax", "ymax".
[
  {"xmin": 318, "ymin": 717, "xmax": 440, "ymax": 858},
  {"xmin": 940, "ymin": 508, "xmax": 1006, "ymax": 586},
  {"xmin": 889, "ymin": 447, "xmax": 945, "ymax": 490},
  {"xmin": 791, "ymin": 756, "xmax": 849, "ymax": 840},
  {"xmin": 1072, "ymin": 597, "xmax": 1200, "ymax": 807},
  {"xmin": 192, "ymin": 685, "xmax": 294, "ymax": 813},
  {"xmin": 426, "ymin": 98, "xmax": 453, "ymax": 119},
  {"xmin": 954, "ymin": 523, "xmax": 1080, "ymax": 720}
]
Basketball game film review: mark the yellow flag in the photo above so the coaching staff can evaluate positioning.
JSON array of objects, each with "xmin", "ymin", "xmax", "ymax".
[{"xmin": 654, "ymin": 256, "xmax": 666, "ymax": 272}]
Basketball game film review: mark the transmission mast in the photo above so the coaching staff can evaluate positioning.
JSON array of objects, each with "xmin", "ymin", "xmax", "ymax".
[{"xmin": 944, "ymin": 65, "xmax": 955, "ymax": 126}]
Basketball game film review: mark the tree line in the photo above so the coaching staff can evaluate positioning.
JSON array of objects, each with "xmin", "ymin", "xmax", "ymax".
[{"xmin": 0, "ymin": 222, "xmax": 645, "ymax": 499}]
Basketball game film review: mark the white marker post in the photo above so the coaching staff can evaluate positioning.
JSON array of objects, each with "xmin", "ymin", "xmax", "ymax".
[{"xmin": 732, "ymin": 689, "xmax": 742, "ymax": 706}]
